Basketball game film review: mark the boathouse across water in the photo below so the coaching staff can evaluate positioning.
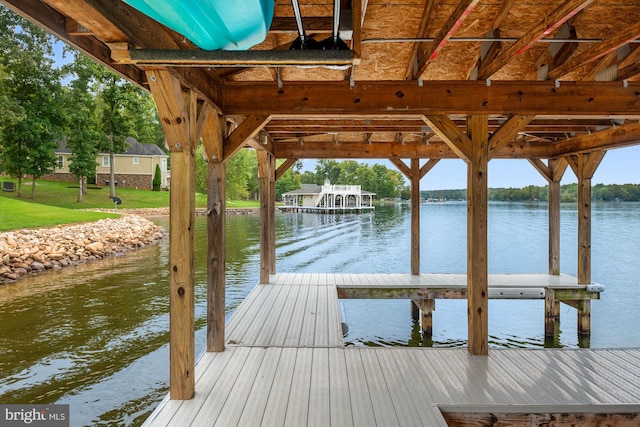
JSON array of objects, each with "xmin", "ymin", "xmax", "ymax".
[
  {"xmin": 282, "ymin": 179, "xmax": 375, "ymax": 212},
  {"xmin": 8, "ymin": 0, "xmax": 640, "ymax": 425}
]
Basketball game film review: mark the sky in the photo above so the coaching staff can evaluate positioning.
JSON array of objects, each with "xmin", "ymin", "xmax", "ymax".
[{"xmin": 299, "ymin": 145, "xmax": 640, "ymax": 191}]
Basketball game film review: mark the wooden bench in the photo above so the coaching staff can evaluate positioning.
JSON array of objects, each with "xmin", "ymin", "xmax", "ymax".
[{"xmin": 2, "ymin": 181, "xmax": 15, "ymax": 192}]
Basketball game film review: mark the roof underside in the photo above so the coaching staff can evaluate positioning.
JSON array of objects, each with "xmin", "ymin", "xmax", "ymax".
[{"xmin": 4, "ymin": 0, "xmax": 640, "ymax": 161}]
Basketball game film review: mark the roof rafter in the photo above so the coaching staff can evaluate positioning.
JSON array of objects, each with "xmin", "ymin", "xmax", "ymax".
[
  {"xmin": 554, "ymin": 122, "xmax": 640, "ymax": 156},
  {"xmin": 549, "ymin": 21, "xmax": 640, "ymax": 80},
  {"xmin": 416, "ymin": 0, "xmax": 481, "ymax": 79},
  {"xmin": 405, "ymin": 0, "xmax": 436, "ymax": 80},
  {"xmin": 478, "ymin": 0, "xmax": 594, "ymax": 79}
]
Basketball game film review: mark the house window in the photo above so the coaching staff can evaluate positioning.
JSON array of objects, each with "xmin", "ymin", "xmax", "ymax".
[
  {"xmin": 133, "ymin": 157, "xmax": 139, "ymax": 165},
  {"xmin": 161, "ymin": 158, "xmax": 167, "ymax": 171},
  {"xmin": 102, "ymin": 156, "xmax": 110, "ymax": 167},
  {"xmin": 57, "ymin": 155, "xmax": 64, "ymax": 169}
]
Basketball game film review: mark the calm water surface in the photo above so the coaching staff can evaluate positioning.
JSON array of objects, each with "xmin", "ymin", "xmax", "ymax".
[{"xmin": 1, "ymin": 201, "xmax": 639, "ymax": 425}]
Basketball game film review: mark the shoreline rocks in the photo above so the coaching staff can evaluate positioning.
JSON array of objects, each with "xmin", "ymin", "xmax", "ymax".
[
  {"xmin": 0, "ymin": 215, "xmax": 166, "ymax": 284},
  {"xmin": 88, "ymin": 207, "xmax": 260, "ymax": 216}
]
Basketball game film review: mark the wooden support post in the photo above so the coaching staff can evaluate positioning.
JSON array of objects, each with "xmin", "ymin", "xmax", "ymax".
[
  {"xmin": 576, "ymin": 299, "xmax": 591, "ymax": 338},
  {"xmin": 419, "ymin": 299, "xmax": 436, "ymax": 337},
  {"xmin": 411, "ymin": 300, "xmax": 419, "ymax": 321},
  {"xmin": 411, "ymin": 158, "xmax": 421, "ymax": 275},
  {"xmin": 528, "ymin": 158, "xmax": 568, "ymax": 276},
  {"xmin": 467, "ymin": 115, "xmax": 489, "ymax": 356},
  {"xmin": 544, "ymin": 289, "xmax": 557, "ymax": 338},
  {"xmin": 549, "ymin": 178, "xmax": 562, "ymax": 275},
  {"xmin": 568, "ymin": 151, "xmax": 605, "ymax": 336},
  {"xmin": 390, "ymin": 157, "xmax": 438, "ymax": 280},
  {"xmin": 257, "ymin": 150, "xmax": 272, "ymax": 284},
  {"xmin": 549, "ymin": 159, "xmax": 567, "ymax": 275},
  {"xmin": 202, "ymin": 111, "xmax": 226, "ymax": 353},
  {"xmin": 147, "ymin": 70, "xmax": 196, "ymax": 399},
  {"xmin": 269, "ymin": 154, "xmax": 276, "ymax": 274}
]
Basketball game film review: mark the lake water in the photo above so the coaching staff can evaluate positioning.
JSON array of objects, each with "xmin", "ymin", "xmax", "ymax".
[{"xmin": 1, "ymin": 201, "xmax": 639, "ymax": 425}]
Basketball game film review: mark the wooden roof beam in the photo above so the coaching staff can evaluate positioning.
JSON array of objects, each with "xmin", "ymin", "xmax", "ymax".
[
  {"xmin": 616, "ymin": 45, "xmax": 640, "ymax": 81},
  {"xmin": 488, "ymin": 115, "xmax": 536, "ymax": 156},
  {"xmin": 218, "ymin": 81, "xmax": 640, "ymax": 116},
  {"xmin": 477, "ymin": 0, "xmax": 594, "ymax": 80},
  {"xmin": 275, "ymin": 159, "xmax": 298, "ymax": 180},
  {"xmin": 224, "ymin": 115, "xmax": 272, "ymax": 161},
  {"xmin": 422, "ymin": 115, "xmax": 472, "ymax": 162},
  {"xmin": 549, "ymin": 21, "xmax": 640, "ymax": 80},
  {"xmin": 554, "ymin": 122, "xmax": 640, "ymax": 156},
  {"xmin": 272, "ymin": 138, "xmax": 555, "ymax": 159},
  {"xmin": 416, "ymin": 0, "xmax": 481, "ymax": 79},
  {"xmin": 42, "ymin": 0, "xmax": 128, "ymax": 42}
]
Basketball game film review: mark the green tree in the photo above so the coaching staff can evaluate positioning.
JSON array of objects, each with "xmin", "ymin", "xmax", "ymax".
[
  {"xmin": 93, "ymin": 68, "xmax": 141, "ymax": 198},
  {"xmin": 195, "ymin": 143, "xmax": 208, "ymax": 195},
  {"xmin": 337, "ymin": 160, "xmax": 360, "ymax": 184},
  {"xmin": 315, "ymin": 159, "xmax": 341, "ymax": 184},
  {"xmin": 372, "ymin": 164, "xmax": 396, "ymax": 199},
  {"xmin": 0, "ymin": 7, "xmax": 64, "ymax": 198},
  {"xmin": 63, "ymin": 53, "xmax": 101, "ymax": 202},
  {"xmin": 153, "ymin": 164, "xmax": 161, "ymax": 191},
  {"xmin": 227, "ymin": 149, "xmax": 255, "ymax": 200},
  {"xmin": 195, "ymin": 146, "xmax": 256, "ymax": 200},
  {"xmin": 275, "ymin": 160, "xmax": 302, "ymax": 200}
]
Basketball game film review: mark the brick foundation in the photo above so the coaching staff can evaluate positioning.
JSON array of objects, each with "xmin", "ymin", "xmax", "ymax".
[{"xmin": 96, "ymin": 174, "xmax": 152, "ymax": 190}]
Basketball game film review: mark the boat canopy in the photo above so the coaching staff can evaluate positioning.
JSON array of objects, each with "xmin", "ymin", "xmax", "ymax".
[{"xmin": 121, "ymin": 0, "xmax": 274, "ymax": 50}]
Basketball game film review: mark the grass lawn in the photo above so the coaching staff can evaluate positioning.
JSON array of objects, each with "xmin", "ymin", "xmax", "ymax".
[
  {"xmin": 0, "ymin": 179, "xmax": 260, "ymax": 230},
  {"xmin": 0, "ymin": 197, "xmax": 120, "ymax": 231},
  {"xmin": 0, "ymin": 179, "xmax": 210, "ymax": 210}
]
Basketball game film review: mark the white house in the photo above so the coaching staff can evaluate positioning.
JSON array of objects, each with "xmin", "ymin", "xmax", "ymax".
[{"xmin": 282, "ymin": 179, "xmax": 375, "ymax": 212}]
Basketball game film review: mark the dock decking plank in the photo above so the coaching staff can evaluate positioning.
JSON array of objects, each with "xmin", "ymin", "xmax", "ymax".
[
  {"xmin": 270, "ymin": 285, "xmax": 307, "ymax": 345},
  {"xmin": 145, "ymin": 274, "xmax": 635, "ymax": 427},
  {"xmin": 283, "ymin": 284, "xmax": 311, "ymax": 347},
  {"xmin": 260, "ymin": 348, "xmax": 298, "ymax": 427},
  {"xmin": 359, "ymin": 348, "xmax": 402, "ymax": 427},
  {"xmin": 308, "ymin": 348, "xmax": 331, "ymax": 426},
  {"xmin": 343, "ymin": 348, "xmax": 377, "ymax": 427},
  {"xmin": 177, "ymin": 347, "xmax": 253, "ymax": 426},
  {"xmin": 328, "ymin": 347, "xmax": 353, "ymax": 427},
  {"xmin": 234, "ymin": 347, "xmax": 283, "ymax": 427},
  {"xmin": 283, "ymin": 348, "xmax": 313, "ymax": 427},
  {"xmin": 375, "ymin": 349, "xmax": 433, "ymax": 426},
  {"xmin": 211, "ymin": 347, "xmax": 268, "ymax": 427}
]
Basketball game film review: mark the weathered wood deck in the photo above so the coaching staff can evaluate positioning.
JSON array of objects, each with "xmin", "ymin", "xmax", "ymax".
[{"xmin": 143, "ymin": 274, "xmax": 640, "ymax": 427}]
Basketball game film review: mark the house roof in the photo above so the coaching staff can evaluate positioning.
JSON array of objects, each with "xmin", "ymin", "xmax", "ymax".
[
  {"xmin": 123, "ymin": 137, "xmax": 168, "ymax": 157},
  {"xmin": 283, "ymin": 184, "xmax": 322, "ymax": 195},
  {"xmin": 56, "ymin": 137, "xmax": 168, "ymax": 157}
]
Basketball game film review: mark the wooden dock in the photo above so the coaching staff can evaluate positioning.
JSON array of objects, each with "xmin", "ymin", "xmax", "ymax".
[{"xmin": 143, "ymin": 274, "xmax": 640, "ymax": 427}]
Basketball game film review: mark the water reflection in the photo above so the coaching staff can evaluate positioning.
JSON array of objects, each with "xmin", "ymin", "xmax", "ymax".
[{"xmin": 1, "ymin": 202, "xmax": 639, "ymax": 425}]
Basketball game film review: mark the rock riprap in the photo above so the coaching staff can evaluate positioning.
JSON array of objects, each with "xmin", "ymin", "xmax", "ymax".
[{"xmin": 0, "ymin": 215, "xmax": 166, "ymax": 283}]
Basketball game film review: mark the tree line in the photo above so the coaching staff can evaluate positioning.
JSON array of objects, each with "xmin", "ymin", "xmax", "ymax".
[
  {"xmin": 195, "ymin": 156, "xmax": 410, "ymax": 201},
  {"xmin": 421, "ymin": 183, "xmax": 640, "ymax": 202}
]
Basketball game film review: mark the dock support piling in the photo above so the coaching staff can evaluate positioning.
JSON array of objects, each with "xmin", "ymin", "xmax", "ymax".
[
  {"xmin": 147, "ymin": 70, "xmax": 197, "ymax": 399},
  {"xmin": 568, "ymin": 151, "xmax": 605, "ymax": 336},
  {"xmin": 258, "ymin": 150, "xmax": 273, "ymax": 284},
  {"xmin": 466, "ymin": 115, "xmax": 489, "ymax": 356},
  {"xmin": 203, "ymin": 111, "xmax": 227, "ymax": 353}
]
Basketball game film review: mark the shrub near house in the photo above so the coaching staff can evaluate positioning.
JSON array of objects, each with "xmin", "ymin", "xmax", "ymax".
[{"xmin": 46, "ymin": 137, "xmax": 169, "ymax": 190}]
